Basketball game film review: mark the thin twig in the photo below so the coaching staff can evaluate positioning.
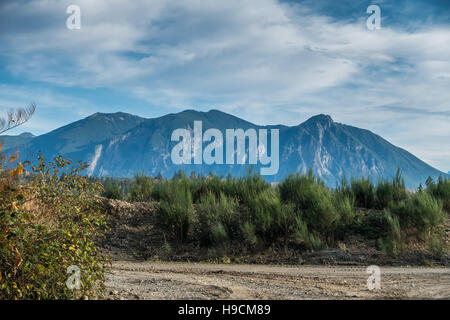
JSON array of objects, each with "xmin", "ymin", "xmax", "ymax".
[{"xmin": 0, "ymin": 102, "xmax": 36, "ymax": 135}]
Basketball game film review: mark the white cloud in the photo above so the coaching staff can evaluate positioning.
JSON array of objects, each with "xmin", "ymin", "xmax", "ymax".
[
  {"xmin": 0, "ymin": 0, "xmax": 449, "ymax": 171},
  {"xmin": 0, "ymin": 84, "xmax": 96, "ymax": 134}
]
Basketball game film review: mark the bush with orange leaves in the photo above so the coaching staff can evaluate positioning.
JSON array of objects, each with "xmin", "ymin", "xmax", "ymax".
[{"xmin": 0, "ymin": 148, "xmax": 109, "ymax": 300}]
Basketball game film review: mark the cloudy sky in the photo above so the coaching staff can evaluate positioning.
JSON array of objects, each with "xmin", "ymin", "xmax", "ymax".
[{"xmin": 0, "ymin": 0, "xmax": 449, "ymax": 172}]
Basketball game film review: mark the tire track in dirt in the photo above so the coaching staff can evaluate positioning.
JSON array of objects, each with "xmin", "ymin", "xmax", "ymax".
[{"xmin": 104, "ymin": 261, "xmax": 450, "ymax": 300}]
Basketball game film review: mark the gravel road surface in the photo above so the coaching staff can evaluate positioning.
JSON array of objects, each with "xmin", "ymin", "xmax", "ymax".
[{"xmin": 105, "ymin": 261, "xmax": 450, "ymax": 300}]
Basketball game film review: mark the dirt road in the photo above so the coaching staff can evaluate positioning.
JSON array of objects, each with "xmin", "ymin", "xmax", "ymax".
[{"xmin": 105, "ymin": 261, "xmax": 450, "ymax": 299}]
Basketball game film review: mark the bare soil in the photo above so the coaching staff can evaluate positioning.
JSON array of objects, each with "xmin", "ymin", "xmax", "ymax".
[{"xmin": 105, "ymin": 261, "xmax": 450, "ymax": 300}]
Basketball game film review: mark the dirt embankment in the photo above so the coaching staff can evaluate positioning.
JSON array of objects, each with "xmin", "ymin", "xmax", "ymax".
[{"xmin": 100, "ymin": 198, "xmax": 450, "ymax": 266}]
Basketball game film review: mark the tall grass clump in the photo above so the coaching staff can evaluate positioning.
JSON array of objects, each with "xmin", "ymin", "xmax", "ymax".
[
  {"xmin": 243, "ymin": 188, "xmax": 282, "ymax": 246},
  {"xmin": 333, "ymin": 191, "xmax": 357, "ymax": 227},
  {"xmin": 379, "ymin": 191, "xmax": 446, "ymax": 256},
  {"xmin": 189, "ymin": 174, "xmax": 226, "ymax": 203},
  {"xmin": 375, "ymin": 169, "xmax": 408, "ymax": 209},
  {"xmin": 156, "ymin": 178, "xmax": 194, "ymax": 243},
  {"xmin": 290, "ymin": 216, "xmax": 324, "ymax": 250},
  {"xmin": 390, "ymin": 192, "xmax": 445, "ymax": 237},
  {"xmin": 378, "ymin": 211, "xmax": 402, "ymax": 256},
  {"xmin": 278, "ymin": 170, "xmax": 353, "ymax": 249},
  {"xmin": 279, "ymin": 171, "xmax": 340, "ymax": 234},
  {"xmin": 102, "ymin": 177, "xmax": 126, "ymax": 200},
  {"xmin": 350, "ymin": 176, "xmax": 376, "ymax": 209},
  {"xmin": 426, "ymin": 176, "xmax": 450, "ymax": 213},
  {"xmin": 375, "ymin": 180, "xmax": 394, "ymax": 209},
  {"xmin": 129, "ymin": 173, "xmax": 154, "ymax": 202},
  {"xmin": 233, "ymin": 169, "xmax": 271, "ymax": 205},
  {"xmin": 196, "ymin": 192, "xmax": 238, "ymax": 248}
]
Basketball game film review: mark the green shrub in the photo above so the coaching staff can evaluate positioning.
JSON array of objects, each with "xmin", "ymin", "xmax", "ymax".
[
  {"xmin": 277, "ymin": 203, "xmax": 296, "ymax": 248},
  {"xmin": 290, "ymin": 216, "xmax": 323, "ymax": 250},
  {"xmin": 244, "ymin": 188, "xmax": 282, "ymax": 244},
  {"xmin": 426, "ymin": 176, "xmax": 450, "ymax": 213},
  {"xmin": 278, "ymin": 170, "xmax": 316, "ymax": 204},
  {"xmin": 157, "ymin": 179, "xmax": 194, "ymax": 243},
  {"xmin": 0, "ymin": 155, "xmax": 109, "ymax": 299},
  {"xmin": 350, "ymin": 177, "xmax": 376, "ymax": 209},
  {"xmin": 275, "ymin": 203, "xmax": 324, "ymax": 250},
  {"xmin": 210, "ymin": 223, "xmax": 229, "ymax": 249},
  {"xmin": 202, "ymin": 175, "xmax": 226, "ymax": 200},
  {"xmin": 335, "ymin": 177, "xmax": 354, "ymax": 204},
  {"xmin": 382, "ymin": 192, "xmax": 447, "ymax": 255},
  {"xmin": 129, "ymin": 174, "xmax": 154, "ymax": 202},
  {"xmin": 390, "ymin": 192, "xmax": 445, "ymax": 237},
  {"xmin": 130, "ymin": 169, "xmax": 448, "ymax": 257},
  {"xmin": 333, "ymin": 193, "xmax": 356, "ymax": 227},
  {"xmin": 153, "ymin": 172, "xmax": 191, "ymax": 201},
  {"xmin": 241, "ymin": 221, "xmax": 257, "ymax": 246},
  {"xmin": 103, "ymin": 178, "xmax": 124, "ymax": 200},
  {"xmin": 196, "ymin": 192, "xmax": 237, "ymax": 247},
  {"xmin": 233, "ymin": 169, "xmax": 271, "ymax": 205},
  {"xmin": 279, "ymin": 171, "xmax": 340, "ymax": 233},
  {"xmin": 375, "ymin": 169, "xmax": 408, "ymax": 209},
  {"xmin": 354, "ymin": 211, "xmax": 386, "ymax": 240},
  {"xmin": 378, "ymin": 211, "xmax": 402, "ymax": 256},
  {"xmin": 391, "ymin": 169, "xmax": 408, "ymax": 203},
  {"xmin": 375, "ymin": 180, "xmax": 394, "ymax": 209},
  {"xmin": 278, "ymin": 171, "xmax": 358, "ymax": 248}
]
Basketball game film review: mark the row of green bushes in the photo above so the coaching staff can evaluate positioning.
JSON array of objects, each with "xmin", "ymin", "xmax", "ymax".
[
  {"xmin": 339, "ymin": 169, "xmax": 408, "ymax": 209},
  {"xmin": 103, "ymin": 169, "xmax": 449, "ymax": 257},
  {"xmin": 94, "ymin": 175, "xmax": 156, "ymax": 202}
]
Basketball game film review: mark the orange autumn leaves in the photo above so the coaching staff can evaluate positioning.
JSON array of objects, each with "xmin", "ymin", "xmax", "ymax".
[
  {"xmin": 0, "ymin": 144, "xmax": 28, "ymax": 215},
  {"xmin": 10, "ymin": 163, "xmax": 24, "ymax": 177},
  {"xmin": 0, "ymin": 144, "xmax": 28, "ymax": 177}
]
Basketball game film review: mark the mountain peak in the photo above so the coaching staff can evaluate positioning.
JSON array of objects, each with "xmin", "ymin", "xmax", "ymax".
[
  {"xmin": 303, "ymin": 114, "xmax": 333, "ymax": 128},
  {"xmin": 177, "ymin": 109, "xmax": 227, "ymax": 116},
  {"xmin": 19, "ymin": 132, "xmax": 35, "ymax": 138},
  {"xmin": 310, "ymin": 114, "xmax": 333, "ymax": 122},
  {"xmin": 88, "ymin": 111, "xmax": 134, "ymax": 118}
]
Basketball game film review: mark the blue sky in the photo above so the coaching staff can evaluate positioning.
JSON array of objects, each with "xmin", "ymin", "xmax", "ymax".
[{"xmin": 0, "ymin": 0, "xmax": 449, "ymax": 172}]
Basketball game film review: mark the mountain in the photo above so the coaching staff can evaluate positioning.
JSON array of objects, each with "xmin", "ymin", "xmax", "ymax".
[
  {"xmin": 276, "ymin": 114, "xmax": 444, "ymax": 187},
  {"xmin": 9, "ymin": 112, "xmax": 145, "ymax": 163},
  {"xmin": 6, "ymin": 110, "xmax": 446, "ymax": 188},
  {"xmin": 0, "ymin": 132, "xmax": 35, "ymax": 150}
]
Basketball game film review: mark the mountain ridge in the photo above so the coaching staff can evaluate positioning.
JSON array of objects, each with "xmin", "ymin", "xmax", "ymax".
[
  {"xmin": 0, "ymin": 132, "xmax": 35, "ymax": 150},
  {"xmin": 3, "ymin": 109, "xmax": 447, "ymax": 188}
]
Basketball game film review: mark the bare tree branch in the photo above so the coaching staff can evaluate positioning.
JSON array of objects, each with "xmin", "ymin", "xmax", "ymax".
[{"xmin": 0, "ymin": 102, "xmax": 36, "ymax": 135}]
